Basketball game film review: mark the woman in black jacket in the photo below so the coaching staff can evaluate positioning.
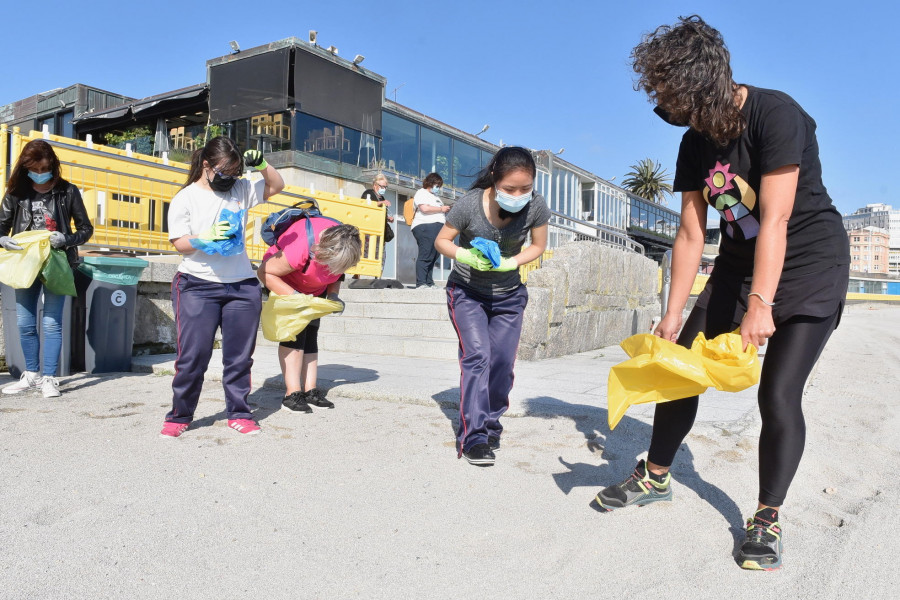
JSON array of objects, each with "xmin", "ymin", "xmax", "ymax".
[{"xmin": 0, "ymin": 139, "xmax": 93, "ymax": 398}]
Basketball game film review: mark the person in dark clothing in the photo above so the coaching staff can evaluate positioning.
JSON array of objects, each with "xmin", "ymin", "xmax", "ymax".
[
  {"xmin": 435, "ymin": 147, "xmax": 550, "ymax": 466},
  {"xmin": 410, "ymin": 172, "xmax": 450, "ymax": 288},
  {"xmin": 593, "ymin": 16, "xmax": 850, "ymax": 572},
  {"xmin": 361, "ymin": 173, "xmax": 394, "ymax": 270},
  {"xmin": 0, "ymin": 140, "xmax": 93, "ymax": 398}
]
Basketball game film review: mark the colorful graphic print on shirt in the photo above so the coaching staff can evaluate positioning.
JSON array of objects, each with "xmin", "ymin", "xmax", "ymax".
[
  {"xmin": 30, "ymin": 200, "xmax": 58, "ymax": 231},
  {"xmin": 702, "ymin": 161, "xmax": 759, "ymax": 241}
]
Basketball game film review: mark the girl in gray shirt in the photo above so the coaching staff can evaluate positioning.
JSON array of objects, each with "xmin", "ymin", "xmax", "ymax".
[{"xmin": 435, "ymin": 147, "xmax": 550, "ymax": 466}]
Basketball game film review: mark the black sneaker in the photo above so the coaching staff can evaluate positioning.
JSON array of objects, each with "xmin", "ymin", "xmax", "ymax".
[
  {"xmin": 594, "ymin": 459, "xmax": 672, "ymax": 511},
  {"xmin": 462, "ymin": 443, "xmax": 495, "ymax": 466},
  {"xmin": 738, "ymin": 508, "xmax": 783, "ymax": 570},
  {"xmin": 488, "ymin": 436, "xmax": 500, "ymax": 451},
  {"xmin": 282, "ymin": 391, "xmax": 312, "ymax": 413},
  {"xmin": 307, "ymin": 388, "xmax": 334, "ymax": 409}
]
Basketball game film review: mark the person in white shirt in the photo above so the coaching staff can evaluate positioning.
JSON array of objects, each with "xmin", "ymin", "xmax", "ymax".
[
  {"xmin": 410, "ymin": 172, "xmax": 450, "ymax": 288},
  {"xmin": 160, "ymin": 137, "xmax": 284, "ymax": 439}
]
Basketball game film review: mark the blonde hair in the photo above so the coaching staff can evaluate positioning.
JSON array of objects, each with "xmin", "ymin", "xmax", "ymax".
[
  {"xmin": 312, "ymin": 224, "xmax": 362, "ymax": 274},
  {"xmin": 373, "ymin": 173, "xmax": 388, "ymax": 187}
]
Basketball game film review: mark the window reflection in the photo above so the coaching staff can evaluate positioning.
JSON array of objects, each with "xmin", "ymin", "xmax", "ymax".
[
  {"xmin": 453, "ymin": 140, "xmax": 480, "ymax": 189},
  {"xmin": 420, "ymin": 127, "xmax": 451, "ymax": 181},
  {"xmin": 383, "ymin": 112, "xmax": 418, "ymax": 175},
  {"xmin": 249, "ymin": 112, "xmax": 291, "ymax": 152},
  {"xmin": 295, "ymin": 112, "xmax": 365, "ymax": 164}
]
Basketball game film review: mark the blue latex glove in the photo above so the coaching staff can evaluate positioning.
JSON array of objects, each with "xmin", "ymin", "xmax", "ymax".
[
  {"xmin": 190, "ymin": 209, "xmax": 245, "ymax": 256},
  {"xmin": 469, "ymin": 237, "xmax": 501, "ymax": 268},
  {"xmin": 492, "ymin": 257, "xmax": 518, "ymax": 272}
]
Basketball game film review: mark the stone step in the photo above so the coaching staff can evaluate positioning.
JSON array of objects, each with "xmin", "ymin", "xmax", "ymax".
[
  {"xmin": 318, "ymin": 316, "xmax": 457, "ymax": 340},
  {"xmin": 318, "ymin": 333, "xmax": 459, "ymax": 360},
  {"xmin": 338, "ymin": 287, "xmax": 447, "ymax": 305},
  {"xmin": 341, "ymin": 300, "xmax": 449, "ymax": 321}
]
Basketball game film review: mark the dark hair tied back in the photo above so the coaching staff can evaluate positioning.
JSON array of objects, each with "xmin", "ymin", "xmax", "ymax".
[
  {"xmin": 470, "ymin": 146, "xmax": 536, "ymax": 191},
  {"xmin": 182, "ymin": 136, "xmax": 243, "ymax": 190}
]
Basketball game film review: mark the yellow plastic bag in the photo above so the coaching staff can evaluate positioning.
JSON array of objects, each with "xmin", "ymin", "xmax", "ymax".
[
  {"xmin": 0, "ymin": 230, "xmax": 52, "ymax": 289},
  {"xmin": 261, "ymin": 292, "xmax": 344, "ymax": 342},
  {"xmin": 607, "ymin": 330, "xmax": 761, "ymax": 430}
]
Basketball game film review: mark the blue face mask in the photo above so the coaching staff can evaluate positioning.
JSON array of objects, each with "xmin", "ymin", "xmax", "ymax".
[
  {"xmin": 495, "ymin": 188, "xmax": 532, "ymax": 213},
  {"xmin": 432, "ymin": 187, "xmax": 441, "ymax": 194},
  {"xmin": 28, "ymin": 171, "xmax": 53, "ymax": 185}
]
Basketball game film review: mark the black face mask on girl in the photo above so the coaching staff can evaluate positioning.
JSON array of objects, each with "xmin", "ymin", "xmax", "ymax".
[
  {"xmin": 653, "ymin": 106, "xmax": 690, "ymax": 127},
  {"xmin": 207, "ymin": 172, "xmax": 238, "ymax": 192}
]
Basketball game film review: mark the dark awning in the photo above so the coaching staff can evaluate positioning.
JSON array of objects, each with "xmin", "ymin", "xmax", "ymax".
[{"xmin": 73, "ymin": 84, "xmax": 208, "ymax": 132}]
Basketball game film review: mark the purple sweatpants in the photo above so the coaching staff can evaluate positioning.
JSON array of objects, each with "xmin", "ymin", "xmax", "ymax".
[
  {"xmin": 446, "ymin": 283, "xmax": 528, "ymax": 453},
  {"xmin": 165, "ymin": 273, "xmax": 262, "ymax": 423}
]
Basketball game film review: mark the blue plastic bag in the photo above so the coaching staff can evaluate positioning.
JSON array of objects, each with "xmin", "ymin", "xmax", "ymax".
[
  {"xmin": 469, "ymin": 237, "xmax": 501, "ymax": 268},
  {"xmin": 190, "ymin": 209, "xmax": 246, "ymax": 256}
]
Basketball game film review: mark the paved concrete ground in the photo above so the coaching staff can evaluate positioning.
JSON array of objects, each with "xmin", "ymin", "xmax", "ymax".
[
  {"xmin": 0, "ymin": 305, "xmax": 897, "ymax": 599},
  {"xmin": 131, "ymin": 333, "xmax": 760, "ymax": 427}
]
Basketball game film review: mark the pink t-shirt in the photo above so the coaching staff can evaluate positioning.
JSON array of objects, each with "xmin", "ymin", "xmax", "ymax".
[{"xmin": 262, "ymin": 217, "xmax": 341, "ymax": 296}]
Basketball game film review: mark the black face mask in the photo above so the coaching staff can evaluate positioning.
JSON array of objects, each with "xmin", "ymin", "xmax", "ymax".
[
  {"xmin": 208, "ymin": 172, "xmax": 238, "ymax": 192},
  {"xmin": 654, "ymin": 106, "xmax": 690, "ymax": 127}
]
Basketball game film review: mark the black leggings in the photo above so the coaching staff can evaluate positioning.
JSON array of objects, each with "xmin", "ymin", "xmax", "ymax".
[{"xmin": 647, "ymin": 294, "xmax": 840, "ymax": 507}]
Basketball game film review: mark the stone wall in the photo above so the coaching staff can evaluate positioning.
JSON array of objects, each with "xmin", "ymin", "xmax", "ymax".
[
  {"xmin": 133, "ymin": 261, "xmax": 180, "ymax": 354},
  {"xmin": 519, "ymin": 242, "xmax": 660, "ymax": 360}
]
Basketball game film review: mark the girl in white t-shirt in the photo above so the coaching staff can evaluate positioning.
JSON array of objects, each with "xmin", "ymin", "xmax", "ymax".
[
  {"xmin": 160, "ymin": 137, "xmax": 284, "ymax": 438},
  {"xmin": 410, "ymin": 172, "xmax": 450, "ymax": 288}
]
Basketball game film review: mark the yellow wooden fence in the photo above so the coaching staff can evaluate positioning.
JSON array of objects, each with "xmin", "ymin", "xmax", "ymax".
[{"xmin": 0, "ymin": 125, "xmax": 386, "ymax": 277}]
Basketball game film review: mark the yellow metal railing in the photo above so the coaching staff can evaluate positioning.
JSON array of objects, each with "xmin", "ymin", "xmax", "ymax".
[
  {"xmin": 1, "ymin": 126, "xmax": 386, "ymax": 277},
  {"xmin": 519, "ymin": 249, "xmax": 554, "ymax": 283},
  {"xmin": 657, "ymin": 268, "xmax": 709, "ymax": 295}
]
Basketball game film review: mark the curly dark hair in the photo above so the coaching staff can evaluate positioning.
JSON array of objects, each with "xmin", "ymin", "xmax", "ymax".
[{"xmin": 632, "ymin": 15, "xmax": 744, "ymax": 146}]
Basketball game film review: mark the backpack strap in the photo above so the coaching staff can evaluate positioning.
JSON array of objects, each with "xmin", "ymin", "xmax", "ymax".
[{"xmin": 300, "ymin": 217, "xmax": 315, "ymax": 274}]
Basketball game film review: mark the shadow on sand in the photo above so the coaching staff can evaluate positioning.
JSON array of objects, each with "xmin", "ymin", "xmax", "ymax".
[{"xmin": 524, "ymin": 394, "xmax": 746, "ymax": 548}]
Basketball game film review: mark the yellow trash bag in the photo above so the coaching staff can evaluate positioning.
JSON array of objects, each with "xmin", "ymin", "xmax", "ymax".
[
  {"xmin": 607, "ymin": 330, "xmax": 761, "ymax": 430},
  {"xmin": 0, "ymin": 230, "xmax": 52, "ymax": 289},
  {"xmin": 261, "ymin": 292, "xmax": 344, "ymax": 342}
]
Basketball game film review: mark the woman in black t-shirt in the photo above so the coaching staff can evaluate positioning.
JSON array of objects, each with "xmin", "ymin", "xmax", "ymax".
[{"xmin": 593, "ymin": 16, "xmax": 849, "ymax": 572}]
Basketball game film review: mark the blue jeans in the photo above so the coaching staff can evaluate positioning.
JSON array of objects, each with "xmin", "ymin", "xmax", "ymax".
[{"xmin": 15, "ymin": 280, "xmax": 66, "ymax": 376}]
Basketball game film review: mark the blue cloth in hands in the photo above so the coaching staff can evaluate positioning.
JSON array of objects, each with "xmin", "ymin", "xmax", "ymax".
[{"xmin": 469, "ymin": 237, "xmax": 501, "ymax": 268}]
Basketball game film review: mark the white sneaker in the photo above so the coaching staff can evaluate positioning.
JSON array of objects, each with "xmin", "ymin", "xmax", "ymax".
[
  {"xmin": 41, "ymin": 376, "xmax": 61, "ymax": 398},
  {"xmin": 2, "ymin": 371, "xmax": 41, "ymax": 395}
]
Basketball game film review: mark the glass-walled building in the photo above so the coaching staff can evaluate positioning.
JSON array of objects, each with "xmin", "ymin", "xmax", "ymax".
[
  {"xmin": 627, "ymin": 193, "xmax": 681, "ymax": 261},
  {"xmin": 29, "ymin": 36, "xmax": 670, "ymax": 281},
  {"xmin": 380, "ymin": 106, "xmax": 492, "ymax": 192}
]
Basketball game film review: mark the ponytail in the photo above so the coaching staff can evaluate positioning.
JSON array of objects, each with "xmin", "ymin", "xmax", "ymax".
[
  {"xmin": 180, "ymin": 136, "xmax": 243, "ymax": 190},
  {"xmin": 182, "ymin": 148, "xmax": 205, "ymax": 190}
]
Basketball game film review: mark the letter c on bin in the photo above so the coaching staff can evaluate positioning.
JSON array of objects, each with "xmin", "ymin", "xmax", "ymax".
[{"xmin": 111, "ymin": 290, "xmax": 127, "ymax": 307}]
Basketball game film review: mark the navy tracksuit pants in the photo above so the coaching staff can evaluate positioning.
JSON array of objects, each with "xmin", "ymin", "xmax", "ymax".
[
  {"xmin": 165, "ymin": 273, "xmax": 262, "ymax": 424},
  {"xmin": 446, "ymin": 283, "xmax": 528, "ymax": 453}
]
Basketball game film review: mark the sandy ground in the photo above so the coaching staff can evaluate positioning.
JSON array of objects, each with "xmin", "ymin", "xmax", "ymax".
[{"xmin": 0, "ymin": 305, "xmax": 897, "ymax": 599}]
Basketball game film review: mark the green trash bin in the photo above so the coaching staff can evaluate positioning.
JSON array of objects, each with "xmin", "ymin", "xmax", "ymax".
[{"xmin": 71, "ymin": 256, "xmax": 149, "ymax": 373}]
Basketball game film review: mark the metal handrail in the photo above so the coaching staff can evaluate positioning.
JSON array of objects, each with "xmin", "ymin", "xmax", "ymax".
[
  {"xmin": 660, "ymin": 249, "xmax": 672, "ymax": 316},
  {"xmin": 547, "ymin": 210, "xmax": 644, "ymax": 254}
]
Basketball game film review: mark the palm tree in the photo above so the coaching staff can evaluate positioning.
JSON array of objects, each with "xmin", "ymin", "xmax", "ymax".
[{"xmin": 622, "ymin": 158, "xmax": 674, "ymax": 205}]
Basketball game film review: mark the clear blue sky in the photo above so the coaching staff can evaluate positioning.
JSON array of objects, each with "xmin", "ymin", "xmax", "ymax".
[{"xmin": 2, "ymin": 0, "xmax": 896, "ymax": 216}]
